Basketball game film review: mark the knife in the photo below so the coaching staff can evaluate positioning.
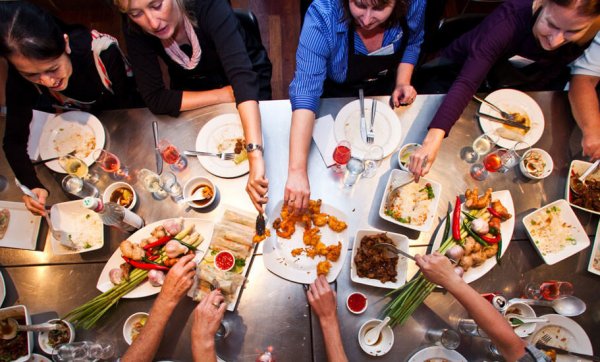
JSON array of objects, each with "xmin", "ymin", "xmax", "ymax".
[
  {"xmin": 152, "ymin": 121, "xmax": 163, "ymax": 175},
  {"xmin": 476, "ymin": 112, "xmax": 530, "ymax": 130},
  {"xmin": 359, "ymin": 89, "xmax": 366, "ymax": 143},
  {"xmin": 536, "ymin": 342, "xmax": 600, "ymax": 361}
]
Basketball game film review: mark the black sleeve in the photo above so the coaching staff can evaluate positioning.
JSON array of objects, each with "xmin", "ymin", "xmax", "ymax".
[
  {"xmin": 123, "ymin": 21, "xmax": 183, "ymax": 116},
  {"xmin": 3, "ymin": 65, "xmax": 46, "ymax": 190},
  {"xmin": 98, "ymin": 43, "xmax": 141, "ymax": 109},
  {"xmin": 197, "ymin": 0, "xmax": 260, "ymax": 104}
]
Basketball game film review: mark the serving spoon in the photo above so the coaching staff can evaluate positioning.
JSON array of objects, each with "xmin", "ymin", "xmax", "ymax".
[
  {"xmin": 0, "ymin": 318, "xmax": 64, "ymax": 340},
  {"xmin": 507, "ymin": 296, "xmax": 586, "ymax": 317}
]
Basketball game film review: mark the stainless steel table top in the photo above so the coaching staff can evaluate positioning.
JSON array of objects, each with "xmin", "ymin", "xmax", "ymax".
[{"xmin": 0, "ymin": 91, "xmax": 597, "ymax": 361}]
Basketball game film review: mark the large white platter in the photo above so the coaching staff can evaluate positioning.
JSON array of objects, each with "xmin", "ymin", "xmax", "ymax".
[
  {"xmin": 408, "ymin": 346, "xmax": 467, "ymax": 362},
  {"xmin": 478, "ymin": 89, "xmax": 544, "ymax": 150},
  {"xmin": 263, "ymin": 201, "xmax": 350, "ymax": 284},
  {"xmin": 49, "ymin": 200, "xmax": 103, "ymax": 255},
  {"xmin": 565, "ymin": 160, "xmax": 600, "ymax": 216},
  {"xmin": 194, "ymin": 113, "xmax": 249, "ymax": 178},
  {"xmin": 334, "ymin": 99, "xmax": 402, "ymax": 159},
  {"xmin": 431, "ymin": 190, "xmax": 515, "ymax": 284},
  {"xmin": 38, "ymin": 111, "xmax": 105, "ymax": 173},
  {"xmin": 0, "ymin": 200, "xmax": 41, "ymax": 250},
  {"xmin": 526, "ymin": 314, "xmax": 593, "ymax": 362},
  {"xmin": 97, "ymin": 218, "xmax": 213, "ymax": 298}
]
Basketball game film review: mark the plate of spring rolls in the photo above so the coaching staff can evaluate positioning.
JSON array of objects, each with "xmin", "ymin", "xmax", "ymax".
[{"xmin": 189, "ymin": 206, "xmax": 258, "ymax": 311}]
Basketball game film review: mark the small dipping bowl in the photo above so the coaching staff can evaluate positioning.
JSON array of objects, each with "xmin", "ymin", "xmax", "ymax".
[
  {"xmin": 214, "ymin": 251, "xmax": 235, "ymax": 272},
  {"xmin": 358, "ymin": 319, "xmax": 394, "ymax": 356},
  {"xmin": 123, "ymin": 312, "xmax": 149, "ymax": 345},
  {"xmin": 503, "ymin": 302, "xmax": 537, "ymax": 337},
  {"xmin": 103, "ymin": 181, "xmax": 137, "ymax": 210},
  {"xmin": 346, "ymin": 292, "xmax": 368, "ymax": 314},
  {"xmin": 183, "ymin": 176, "xmax": 216, "ymax": 209},
  {"xmin": 397, "ymin": 143, "xmax": 421, "ymax": 171},
  {"xmin": 519, "ymin": 148, "xmax": 553, "ymax": 180},
  {"xmin": 38, "ymin": 319, "xmax": 75, "ymax": 355}
]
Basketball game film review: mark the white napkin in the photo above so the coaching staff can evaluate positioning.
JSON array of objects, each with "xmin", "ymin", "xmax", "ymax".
[
  {"xmin": 27, "ymin": 110, "xmax": 54, "ymax": 160},
  {"xmin": 312, "ymin": 114, "xmax": 337, "ymax": 167}
]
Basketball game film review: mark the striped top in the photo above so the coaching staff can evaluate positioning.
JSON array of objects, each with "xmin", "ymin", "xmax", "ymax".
[{"xmin": 289, "ymin": 0, "xmax": 426, "ymax": 113}]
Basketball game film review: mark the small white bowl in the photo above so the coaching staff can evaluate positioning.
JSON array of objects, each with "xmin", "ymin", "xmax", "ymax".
[
  {"xmin": 346, "ymin": 292, "xmax": 368, "ymax": 314},
  {"xmin": 358, "ymin": 319, "xmax": 394, "ymax": 356},
  {"xmin": 123, "ymin": 312, "xmax": 149, "ymax": 345},
  {"xmin": 38, "ymin": 319, "xmax": 75, "ymax": 355},
  {"xmin": 214, "ymin": 251, "xmax": 235, "ymax": 272},
  {"xmin": 103, "ymin": 181, "xmax": 137, "ymax": 209},
  {"xmin": 504, "ymin": 302, "xmax": 537, "ymax": 337},
  {"xmin": 397, "ymin": 143, "xmax": 420, "ymax": 171},
  {"xmin": 183, "ymin": 176, "xmax": 216, "ymax": 209},
  {"xmin": 519, "ymin": 148, "xmax": 553, "ymax": 180}
]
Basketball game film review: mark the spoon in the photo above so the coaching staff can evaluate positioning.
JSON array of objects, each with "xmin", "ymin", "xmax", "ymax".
[
  {"xmin": 508, "ymin": 296, "xmax": 586, "ymax": 317},
  {"xmin": 373, "ymin": 243, "xmax": 416, "ymax": 261},
  {"xmin": 578, "ymin": 160, "xmax": 600, "ymax": 182},
  {"xmin": 505, "ymin": 313, "xmax": 548, "ymax": 327},
  {"xmin": 364, "ymin": 316, "xmax": 390, "ymax": 346},
  {"xmin": 181, "ymin": 188, "xmax": 209, "ymax": 203},
  {"xmin": 0, "ymin": 319, "xmax": 63, "ymax": 340}
]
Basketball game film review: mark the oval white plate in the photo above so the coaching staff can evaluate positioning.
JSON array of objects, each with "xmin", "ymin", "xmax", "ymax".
[
  {"xmin": 408, "ymin": 345, "xmax": 467, "ymax": 362},
  {"xmin": 526, "ymin": 314, "xmax": 593, "ymax": 362},
  {"xmin": 478, "ymin": 89, "xmax": 544, "ymax": 150},
  {"xmin": 334, "ymin": 99, "xmax": 402, "ymax": 159},
  {"xmin": 194, "ymin": 113, "xmax": 249, "ymax": 178}
]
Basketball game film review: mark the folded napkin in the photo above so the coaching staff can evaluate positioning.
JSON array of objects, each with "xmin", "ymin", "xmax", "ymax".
[
  {"xmin": 312, "ymin": 114, "xmax": 337, "ymax": 167},
  {"xmin": 27, "ymin": 110, "xmax": 54, "ymax": 160}
]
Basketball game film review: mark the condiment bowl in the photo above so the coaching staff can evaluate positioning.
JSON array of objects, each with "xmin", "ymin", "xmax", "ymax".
[
  {"xmin": 519, "ymin": 148, "xmax": 553, "ymax": 180},
  {"xmin": 38, "ymin": 319, "xmax": 75, "ymax": 355},
  {"xmin": 183, "ymin": 176, "xmax": 216, "ymax": 209},
  {"xmin": 123, "ymin": 312, "xmax": 149, "ymax": 345},
  {"xmin": 503, "ymin": 302, "xmax": 536, "ymax": 337},
  {"xmin": 103, "ymin": 181, "xmax": 137, "ymax": 209},
  {"xmin": 358, "ymin": 319, "xmax": 394, "ymax": 356},
  {"xmin": 346, "ymin": 292, "xmax": 368, "ymax": 314},
  {"xmin": 214, "ymin": 251, "xmax": 235, "ymax": 272},
  {"xmin": 397, "ymin": 143, "xmax": 420, "ymax": 171}
]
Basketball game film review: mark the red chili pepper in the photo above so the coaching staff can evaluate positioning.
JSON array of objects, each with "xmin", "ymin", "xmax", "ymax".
[
  {"xmin": 480, "ymin": 233, "xmax": 501, "ymax": 244},
  {"xmin": 453, "ymin": 196, "xmax": 462, "ymax": 241},
  {"xmin": 143, "ymin": 235, "xmax": 172, "ymax": 250},
  {"xmin": 123, "ymin": 256, "xmax": 170, "ymax": 271},
  {"xmin": 487, "ymin": 207, "xmax": 503, "ymax": 219}
]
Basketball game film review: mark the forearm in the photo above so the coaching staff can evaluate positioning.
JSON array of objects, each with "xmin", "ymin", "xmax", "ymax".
[
  {"xmin": 288, "ymin": 109, "xmax": 316, "ymax": 174},
  {"xmin": 395, "ymin": 63, "xmax": 415, "ymax": 85},
  {"xmin": 192, "ymin": 337, "xmax": 217, "ymax": 362},
  {"xmin": 319, "ymin": 317, "xmax": 348, "ymax": 362},
  {"xmin": 569, "ymin": 75, "xmax": 600, "ymax": 135},
  {"xmin": 180, "ymin": 89, "xmax": 231, "ymax": 111}
]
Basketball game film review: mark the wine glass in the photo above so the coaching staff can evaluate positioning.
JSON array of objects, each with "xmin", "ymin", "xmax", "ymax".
[
  {"xmin": 137, "ymin": 168, "xmax": 168, "ymax": 200},
  {"xmin": 58, "ymin": 155, "xmax": 98, "ymax": 183},
  {"xmin": 93, "ymin": 149, "xmax": 129, "ymax": 180},
  {"xmin": 332, "ymin": 140, "xmax": 351, "ymax": 173},
  {"xmin": 463, "ymin": 133, "xmax": 498, "ymax": 163},
  {"xmin": 158, "ymin": 139, "xmax": 188, "ymax": 171},
  {"xmin": 524, "ymin": 280, "xmax": 574, "ymax": 300}
]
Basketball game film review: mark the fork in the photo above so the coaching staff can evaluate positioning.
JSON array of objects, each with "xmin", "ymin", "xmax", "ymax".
[
  {"xmin": 373, "ymin": 243, "xmax": 415, "ymax": 261},
  {"xmin": 539, "ymin": 333, "xmax": 553, "ymax": 344},
  {"xmin": 31, "ymin": 150, "xmax": 77, "ymax": 166},
  {"xmin": 183, "ymin": 150, "xmax": 236, "ymax": 160},
  {"xmin": 472, "ymin": 95, "xmax": 516, "ymax": 121},
  {"xmin": 366, "ymin": 99, "xmax": 376, "ymax": 144}
]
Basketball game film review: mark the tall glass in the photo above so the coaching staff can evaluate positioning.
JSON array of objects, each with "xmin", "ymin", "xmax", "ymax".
[
  {"xmin": 161, "ymin": 172, "xmax": 183, "ymax": 201},
  {"xmin": 362, "ymin": 145, "xmax": 383, "ymax": 178},
  {"xmin": 332, "ymin": 140, "xmax": 351, "ymax": 173},
  {"xmin": 93, "ymin": 149, "xmax": 129, "ymax": 180},
  {"xmin": 137, "ymin": 168, "xmax": 168, "ymax": 200},
  {"xmin": 58, "ymin": 155, "xmax": 98, "ymax": 183},
  {"xmin": 61, "ymin": 175, "xmax": 99, "ymax": 198},
  {"xmin": 158, "ymin": 139, "xmax": 188, "ymax": 171}
]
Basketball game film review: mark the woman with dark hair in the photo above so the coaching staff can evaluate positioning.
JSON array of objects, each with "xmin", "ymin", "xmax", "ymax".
[
  {"xmin": 285, "ymin": 0, "xmax": 426, "ymax": 210},
  {"xmin": 408, "ymin": 0, "xmax": 600, "ymax": 180},
  {"xmin": 0, "ymin": 1, "xmax": 141, "ymax": 215},
  {"xmin": 115, "ymin": 0, "xmax": 271, "ymax": 212}
]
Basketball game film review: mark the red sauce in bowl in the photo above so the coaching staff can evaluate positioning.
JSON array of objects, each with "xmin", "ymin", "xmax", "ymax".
[
  {"xmin": 347, "ymin": 292, "xmax": 367, "ymax": 314},
  {"xmin": 214, "ymin": 251, "xmax": 235, "ymax": 271}
]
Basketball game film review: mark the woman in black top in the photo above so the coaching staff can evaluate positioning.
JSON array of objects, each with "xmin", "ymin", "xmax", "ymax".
[
  {"xmin": 116, "ymin": 0, "xmax": 271, "ymax": 212},
  {"xmin": 0, "ymin": 1, "xmax": 141, "ymax": 215}
]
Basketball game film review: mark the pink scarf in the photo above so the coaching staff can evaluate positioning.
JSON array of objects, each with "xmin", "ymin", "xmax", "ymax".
[{"xmin": 161, "ymin": 16, "xmax": 201, "ymax": 70}]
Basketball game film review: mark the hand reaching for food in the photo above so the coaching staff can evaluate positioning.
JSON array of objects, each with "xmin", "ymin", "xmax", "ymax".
[
  {"xmin": 284, "ymin": 169, "xmax": 311, "ymax": 212},
  {"xmin": 23, "ymin": 188, "xmax": 48, "ymax": 216},
  {"xmin": 409, "ymin": 129, "xmax": 444, "ymax": 182},
  {"xmin": 307, "ymin": 275, "xmax": 337, "ymax": 321},
  {"xmin": 246, "ymin": 154, "xmax": 268, "ymax": 212},
  {"xmin": 193, "ymin": 289, "xmax": 226, "ymax": 339},
  {"xmin": 158, "ymin": 254, "xmax": 196, "ymax": 305},
  {"xmin": 415, "ymin": 252, "xmax": 463, "ymax": 288}
]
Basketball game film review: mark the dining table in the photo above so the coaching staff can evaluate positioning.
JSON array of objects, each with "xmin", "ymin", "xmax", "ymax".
[{"xmin": 0, "ymin": 90, "xmax": 598, "ymax": 361}]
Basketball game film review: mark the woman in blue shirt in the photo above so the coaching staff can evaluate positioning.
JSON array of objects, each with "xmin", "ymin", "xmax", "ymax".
[{"xmin": 285, "ymin": 0, "xmax": 425, "ymax": 210}]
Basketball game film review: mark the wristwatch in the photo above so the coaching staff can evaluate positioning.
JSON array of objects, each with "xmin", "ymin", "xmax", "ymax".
[{"xmin": 245, "ymin": 143, "xmax": 264, "ymax": 153}]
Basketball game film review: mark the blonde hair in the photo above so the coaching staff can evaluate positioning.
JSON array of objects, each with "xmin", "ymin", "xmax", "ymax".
[{"xmin": 113, "ymin": 0, "xmax": 196, "ymax": 26}]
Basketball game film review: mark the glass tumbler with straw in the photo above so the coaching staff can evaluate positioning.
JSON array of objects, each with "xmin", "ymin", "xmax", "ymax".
[
  {"xmin": 93, "ymin": 149, "xmax": 129, "ymax": 180},
  {"xmin": 137, "ymin": 168, "xmax": 168, "ymax": 200}
]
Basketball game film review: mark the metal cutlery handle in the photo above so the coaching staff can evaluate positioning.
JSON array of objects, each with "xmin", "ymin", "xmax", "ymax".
[
  {"xmin": 473, "ymin": 95, "xmax": 505, "ymax": 115},
  {"xmin": 152, "ymin": 121, "xmax": 159, "ymax": 145},
  {"xmin": 184, "ymin": 150, "xmax": 220, "ymax": 157},
  {"xmin": 359, "ymin": 89, "xmax": 365, "ymax": 117},
  {"xmin": 370, "ymin": 99, "xmax": 377, "ymax": 130}
]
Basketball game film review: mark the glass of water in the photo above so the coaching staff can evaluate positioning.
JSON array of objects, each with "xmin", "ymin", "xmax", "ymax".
[
  {"xmin": 457, "ymin": 318, "xmax": 488, "ymax": 338},
  {"xmin": 425, "ymin": 328, "xmax": 461, "ymax": 350},
  {"xmin": 61, "ymin": 175, "xmax": 99, "ymax": 198},
  {"xmin": 343, "ymin": 157, "xmax": 365, "ymax": 187},
  {"xmin": 463, "ymin": 133, "xmax": 498, "ymax": 164},
  {"xmin": 161, "ymin": 172, "xmax": 183, "ymax": 201},
  {"xmin": 138, "ymin": 168, "xmax": 168, "ymax": 200},
  {"xmin": 362, "ymin": 145, "xmax": 383, "ymax": 178}
]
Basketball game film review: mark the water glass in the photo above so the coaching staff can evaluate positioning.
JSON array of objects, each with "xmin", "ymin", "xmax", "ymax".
[
  {"xmin": 52, "ymin": 341, "xmax": 114, "ymax": 361},
  {"xmin": 61, "ymin": 175, "xmax": 99, "ymax": 198},
  {"xmin": 158, "ymin": 139, "xmax": 188, "ymax": 171},
  {"xmin": 343, "ymin": 157, "xmax": 365, "ymax": 187},
  {"xmin": 362, "ymin": 145, "xmax": 383, "ymax": 178},
  {"xmin": 161, "ymin": 172, "xmax": 183, "ymax": 201},
  {"xmin": 332, "ymin": 140, "xmax": 351, "ymax": 173},
  {"xmin": 462, "ymin": 133, "xmax": 498, "ymax": 163},
  {"xmin": 457, "ymin": 318, "xmax": 488, "ymax": 338},
  {"xmin": 425, "ymin": 328, "xmax": 461, "ymax": 350},
  {"xmin": 524, "ymin": 280, "xmax": 574, "ymax": 301},
  {"xmin": 138, "ymin": 168, "xmax": 168, "ymax": 200}
]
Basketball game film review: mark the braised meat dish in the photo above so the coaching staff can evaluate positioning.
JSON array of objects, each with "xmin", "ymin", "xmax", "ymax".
[
  {"xmin": 354, "ymin": 233, "xmax": 398, "ymax": 283},
  {"xmin": 570, "ymin": 173, "xmax": 600, "ymax": 212}
]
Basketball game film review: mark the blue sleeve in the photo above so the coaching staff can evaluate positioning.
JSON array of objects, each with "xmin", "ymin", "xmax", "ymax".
[{"xmin": 401, "ymin": 0, "xmax": 426, "ymax": 65}]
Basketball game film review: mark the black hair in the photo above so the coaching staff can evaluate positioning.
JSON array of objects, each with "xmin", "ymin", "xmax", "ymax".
[
  {"xmin": 341, "ymin": 0, "xmax": 408, "ymax": 29},
  {"xmin": 0, "ymin": 1, "xmax": 65, "ymax": 60},
  {"xmin": 551, "ymin": 0, "xmax": 600, "ymax": 16}
]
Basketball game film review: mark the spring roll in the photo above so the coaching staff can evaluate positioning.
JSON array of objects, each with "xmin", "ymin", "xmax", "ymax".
[{"xmin": 223, "ymin": 209, "xmax": 255, "ymax": 228}]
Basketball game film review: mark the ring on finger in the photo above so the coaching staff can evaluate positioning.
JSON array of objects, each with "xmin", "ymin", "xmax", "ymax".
[{"xmin": 212, "ymin": 301, "xmax": 220, "ymax": 308}]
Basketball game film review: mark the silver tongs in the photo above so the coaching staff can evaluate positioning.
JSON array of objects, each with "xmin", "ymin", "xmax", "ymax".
[{"xmin": 255, "ymin": 213, "xmax": 266, "ymax": 236}]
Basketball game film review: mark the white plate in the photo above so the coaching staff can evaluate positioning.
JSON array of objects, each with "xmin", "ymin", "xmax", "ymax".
[
  {"xmin": 263, "ymin": 201, "xmax": 350, "ymax": 284},
  {"xmin": 194, "ymin": 113, "xmax": 249, "ymax": 178},
  {"xmin": 478, "ymin": 89, "xmax": 544, "ymax": 150},
  {"xmin": 526, "ymin": 314, "xmax": 593, "ymax": 362},
  {"xmin": 431, "ymin": 190, "xmax": 515, "ymax": 284},
  {"xmin": 0, "ymin": 201, "xmax": 41, "ymax": 250},
  {"xmin": 408, "ymin": 346, "xmax": 467, "ymax": 362},
  {"xmin": 350, "ymin": 229, "xmax": 408, "ymax": 289},
  {"xmin": 565, "ymin": 160, "xmax": 600, "ymax": 216},
  {"xmin": 523, "ymin": 199, "xmax": 590, "ymax": 265},
  {"xmin": 38, "ymin": 111, "xmax": 105, "ymax": 173},
  {"xmin": 379, "ymin": 169, "xmax": 442, "ymax": 232},
  {"xmin": 97, "ymin": 218, "xmax": 213, "ymax": 298},
  {"xmin": 0, "ymin": 271, "xmax": 4, "ymax": 307},
  {"xmin": 588, "ymin": 223, "xmax": 600, "ymax": 276},
  {"xmin": 334, "ymin": 99, "xmax": 402, "ymax": 159},
  {"xmin": 49, "ymin": 200, "xmax": 104, "ymax": 255}
]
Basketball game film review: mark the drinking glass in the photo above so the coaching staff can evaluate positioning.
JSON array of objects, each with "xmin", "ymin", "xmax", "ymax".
[
  {"xmin": 457, "ymin": 318, "xmax": 488, "ymax": 338},
  {"xmin": 425, "ymin": 328, "xmax": 461, "ymax": 350},
  {"xmin": 158, "ymin": 139, "xmax": 188, "ymax": 171},
  {"xmin": 58, "ymin": 155, "xmax": 98, "ymax": 183},
  {"xmin": 463, "ymin": 133, "xmax": 498, "ymax": 163},
  {"xmin": 362, "ymin": 145, "xmax": 383, "ymax": 178},
  {"xmin": 93, "ymin": 149, "xmax": 128, "ymax": 180},
  {"xmin": 524, "ymin": 280, "xmax": 574, "ymax": 301},
  {"xmin": 52, "ymin": 341, "xmax": 114, "ymax": 361},
  {"xmin": 343, "ymin": 157, "xmax": 365, "ymax": 187},
  {"xmin": 161, "ymin": 172, "xmax": 183, "ymax": 201},
  {"xmin": 137, "ymin": 168, "xmax": 168, "ymax": 200},
  {"xmin": 471, "ymin": 141, "xmax": 529, "ymax": 180},
  {"xmin": 61, "ymin": 175, "xmax": 99, "ymax": 198},
  {"xmin": 332, "ymin": 140, "xmax": 351, "ymax": 173}
]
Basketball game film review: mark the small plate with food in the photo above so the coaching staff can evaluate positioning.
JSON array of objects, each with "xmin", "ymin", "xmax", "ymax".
[
  {"xmin": 478, "ymin": 89, "xmax": 544, "ymax": 150},
  {"xmin": 526, "ymin": 314, "xmax": 593, "ymax": 362},
  {"xmin": 565, "ymin": 160, "xmax": 600, "ymax": 215},
  {"xmin": 379, "ymin": 169, "xmax": 442, "ymax": 232},
  {"xmin": 0, "ymin": 201, "xmax": 41, "ymax": 250},
  {"xmin": 264, "ymin": 199, "xmax": 349, "ymax": 284},
  {"xmin": 0, "ymin": 305, "xmax": 33, "ymax": 362},
  {"xmin": 431, "ymin": 188, "xmax": 515, "ymax": 284},
  {"xmin": 407, "ymin": 345, "xmax": 467, "ymax": 362},
  {"xmin": 49, "ymin": 200, "xmax": 104, "ymax": 255},
  {"xmin": 523, "ymin": 199, "xmax": 589, "ymax": 265},
  {"xmin": 350, "ymin": 229, "xmax": 409, "ymax": 289},
  {"xmin": 194, "ymin": 113, "xmax": 249, "ymax": 178},
  {"xmin": 123, "ymin": 312, "xmax": 148, "ymax": 345},
  {"xmin": 520, "ymin": 148, "xmax": 553, "ymax": 180}
]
